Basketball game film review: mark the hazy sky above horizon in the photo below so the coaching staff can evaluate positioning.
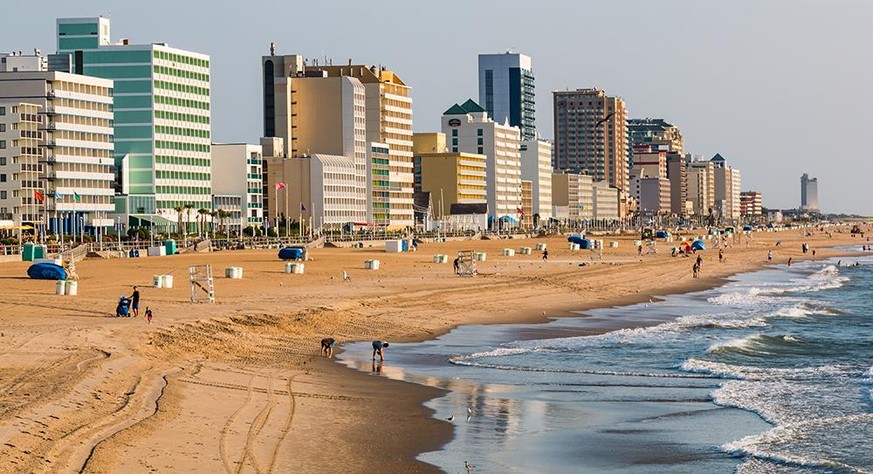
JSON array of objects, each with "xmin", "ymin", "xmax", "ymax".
[{"xmin": 4, "ymin": 0, "xmax": 871, "ymax": 214}]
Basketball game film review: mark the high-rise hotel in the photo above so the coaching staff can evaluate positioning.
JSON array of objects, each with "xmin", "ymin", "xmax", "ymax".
[
  {"xmin": 57, "ymin": 17, "xmax": 211, "ymax": 227},
  {"xmin": 553, "ymin": 88, "xmax": 630, "ymax": 214}
]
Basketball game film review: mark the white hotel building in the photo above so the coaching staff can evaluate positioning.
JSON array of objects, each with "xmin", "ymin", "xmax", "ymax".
[{"xmin": 442, "ymin": 99, "xmax": 522, "ymax": 226}]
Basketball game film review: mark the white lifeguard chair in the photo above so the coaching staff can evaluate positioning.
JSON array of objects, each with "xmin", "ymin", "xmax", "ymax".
[
  {"xmin": 189, "ymin": 264, "xmax": 215, "ymax": 303},
  {"xmin": 457, "ymin": 250, "xmax": 476, "ymax": 277}
]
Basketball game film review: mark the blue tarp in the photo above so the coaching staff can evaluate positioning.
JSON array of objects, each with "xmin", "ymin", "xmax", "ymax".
[
  {"xmin": 655, "ymin": 231, "xmax": 670, "ymax": 239},
  {"xmin": 567, "ymin": 234, "xmax": 586, "ymax": 245},
  {"xmin": 691, "ymin": 240, "xmax": 706, "ymax": 251},
  {"xmin": 27, "ymin": 263, "xmax": 66, "ymax": 280},
  {"xmin": 743, "ymin": 225, "xmax": 754, "ymax": 232},
  {"xmin": 579, "ymin": 239, "xmax": 592, "ymax": 249},
  {"xmin": 278, "ymin": 247, "xmax": 305, "ymax": 260},
  {"xmin": 498, "ymin": 215, "xmax": 518, "ymax": 223}
]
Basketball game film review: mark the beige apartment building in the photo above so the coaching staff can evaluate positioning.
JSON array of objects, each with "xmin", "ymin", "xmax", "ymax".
[
  {"xmin": 520, "ymin": 139, "xmax": 553, "ymax": 223},
  {"xmin": 711, "ymin": 154, "xmax": 742, "ymax": 222},
  {"xmin": 553, "ymin": 88, "xmax": 629, "ymax": 214},
  {"xmin": 261, "ymin": 52, "xmax": 413, "ymax": 228},
  {"xmin": 441, "ymin": 99, "xmax": 522, "ymax": 227},
  {"xmin": 412, "ymin": 133, "xmax": 486, "ymax": 219},
  {"xmin": 687, "ymin": 159, "xmax": 715, "ymax": 216},
  {"xmin": 740, "ymin": 190, "xmax": 762, "ymax": 217},
  {"xmin": 628, "ymin": 118, "xmax": 684, "ymax": 154},
  {"xmin": 0, "ymin": 70, "xmax": 115, "ymax": 238},
  {"xmin": 0, "ymin": 102, "xmax": 43, "ymax": 233},
  {"xmin": 552, "ymin": 171, "xmax": 594, "ymax": 222},
  {"xmin": 521, "ymin": 180, "xmax": 533, "ymax": 227}
]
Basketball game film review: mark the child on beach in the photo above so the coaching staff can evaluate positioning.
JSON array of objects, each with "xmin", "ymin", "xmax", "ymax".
[{"xmin": 145, "ymin": 307, "xmax": 153, "ymax": 324}]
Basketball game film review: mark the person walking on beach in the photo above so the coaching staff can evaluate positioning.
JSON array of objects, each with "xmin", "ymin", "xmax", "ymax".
[
  {"xmin": 692, "ymin": 261, "xmax": 700, "ymax": 278},
  {"xmin": 321, "ymin": 337, "xmax": 336, "ymax": 358},
  {"xmin": 788, "ymin": 257, "xmax": 793, "ymax": 267},
  {"xmin": 767, "ymin": 250, "xmax": 773, "ymax": 262},
  {"xmin": 372, "ymin": 340, "xmax": 389, "ymax": 361},
  {"xmin": 542, "ymin": 249, "xmax": 549, "ymax": 260},
  {"xmin": 130, "ymin": 286, "xmax": 141, "ymax": 317},
  {"xmin": 145, "ymin": 307, "xmax": 153, "ymax": 324},
  {"xmin": 453, "ymin": 257, "xmax": 460, "ymax": 275},
  {"xmin": 696, "ymin": 254, "xmax": 703, "ymax": 271},
  {"xmin": 718, "ymin": 249, "xmax": 724, "ymax": 263}
]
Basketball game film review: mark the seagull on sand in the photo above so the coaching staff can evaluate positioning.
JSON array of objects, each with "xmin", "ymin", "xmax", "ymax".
[
  {"xmin": 342, "ymin": 270, "xmax": 351, "ymax": 282},
  {"xmin": 446, "ymin": 415, "xmax": 455, "ymax": 422},
  {"xmin": 465, "ymin": 460, "xmax": 476, "ymax": 473}
]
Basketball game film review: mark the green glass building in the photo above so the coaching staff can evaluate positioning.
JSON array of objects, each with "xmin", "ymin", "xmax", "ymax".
[{"xmin": 57, "ymin": 17, "xmax": 211, "ymax": 226}]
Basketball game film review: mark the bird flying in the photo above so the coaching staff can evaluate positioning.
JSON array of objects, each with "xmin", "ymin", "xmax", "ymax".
[{"xmin": 595, "ymin": 112, "xmax": 616, "ymax": 128}]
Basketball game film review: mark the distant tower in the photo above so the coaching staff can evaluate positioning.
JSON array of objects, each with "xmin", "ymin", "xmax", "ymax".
[
  {"xmin": 478, "ymin": 52, "xmax": 535, "ymax": 140},
  {"xmin": 800, "ymin": 173, "xmax": 819, "ymax": 212}
]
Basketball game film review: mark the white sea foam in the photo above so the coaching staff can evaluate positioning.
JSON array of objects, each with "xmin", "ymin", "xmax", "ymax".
[
  {"xmin": 706, "ymin": 335, "xmax": 760, "ymax": 354},
  {"xmin": 682, "ymin": 358, "xmax": 850, "ymax": 381}
]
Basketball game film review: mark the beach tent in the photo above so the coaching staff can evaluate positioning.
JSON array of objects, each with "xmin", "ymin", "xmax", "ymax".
[
  {"xmin": 655, "ymin": 230, "xmax": 670, "ymax": 239},
  {"xmin": 498, "ymin": 215, "xmax": 518, "ymax": 224},
  {"xmin": 691, "ymin": 240, "xmax": 706, "ymax": 251},
  {"xmin": 680, "ymin": 241, "xmax": 692, "ymax": 252},
  {"xmin": 567, "ymin": 234, "xmax": 586, "ymax": 245},
  {"xmin": 743, "ymin": 225, "xmax": 754, "ymax": 232},
  {"xmin": 579, "ymin": 239, "xmax": 592, "ymax": 249},
  {"xmin": 27, "ymin": 262, "xmax": 66, "ymax": 280}
]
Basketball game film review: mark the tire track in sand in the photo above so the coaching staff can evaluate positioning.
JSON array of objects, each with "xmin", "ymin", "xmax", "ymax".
[
  {"xmin": 220, "ymin": 375, "xmax": 254, "ymax": 474},
  {"xmin": 238, "ymin": 371, "xmax": 276, "ymax": 474},
  {"xmin": 267, "ymin": 374, "xmax": 299, "ymax": 473}
]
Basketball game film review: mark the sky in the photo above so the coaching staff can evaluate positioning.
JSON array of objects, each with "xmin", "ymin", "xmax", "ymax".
[{"xmin": 4, "ymin": 0, "xmax": 871, "ymax": 214}]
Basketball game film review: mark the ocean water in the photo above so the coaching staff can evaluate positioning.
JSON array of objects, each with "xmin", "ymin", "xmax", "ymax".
[{"xmin": 339, "ymin": 252, "xmax": 873, "ymax": 473}]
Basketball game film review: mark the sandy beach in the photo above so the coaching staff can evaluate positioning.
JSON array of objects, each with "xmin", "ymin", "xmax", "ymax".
[{"xmin": 0, "ymin": 226, "xmax": 862, "ymax": 473}]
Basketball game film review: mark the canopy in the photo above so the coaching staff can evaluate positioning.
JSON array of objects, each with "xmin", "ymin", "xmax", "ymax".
[
  {"xmin": 691, "ymin": 240, "xmax": 706, "ymax": 251},
  {"xmin": 130, "ymin": 214, "xmax": 175, "ymax": 227},
  {"xmin": 742, "ymin": 225, "xmax": 754, "ymax": 231},
  {"xmin": 680, "ymin": 241, "xmax": 692, "ymax": 251},
  {"xmin": 498, "ymin": 215, "xmax": 518, "ymax": 223}
]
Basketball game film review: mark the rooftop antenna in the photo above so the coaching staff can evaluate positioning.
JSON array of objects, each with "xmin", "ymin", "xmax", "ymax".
[{"xmin": 270, "ymin": 41, "xmax": 275, "ymax": 56}]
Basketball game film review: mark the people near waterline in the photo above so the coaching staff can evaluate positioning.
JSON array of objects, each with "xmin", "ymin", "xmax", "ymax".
[
  {"xmin": 692, "ymin": 261, "xmax": 700, "ymax": 279},
  {"xmin": 767, "ymin": 250, "xmax": 773, "ymax": 262},
  {"xmin": 372, "ymin": 340, "xmax": 389, "ymax": 361},
  {"xmin": 321, "ymin": 337, "xmax": 337, "ymax": 358},
  {"xmin": 130, "ymin": 286, "xmax": 141, "ymax": 317},
  {"xmin": 145, "ymin": 307, "xmax": 153, "ymax": 324},
  {"xmin": 787, "ymin": 257, "xmax": 793, "ymax": 267},
  {"xmin": 718, "ymin": 249, "xmax": 724, "ymax": 263}
]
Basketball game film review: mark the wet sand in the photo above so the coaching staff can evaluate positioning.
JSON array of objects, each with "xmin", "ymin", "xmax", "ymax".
[{"xmin": 0, "ymin": 226, "xmax": 861, "ymax": 472}]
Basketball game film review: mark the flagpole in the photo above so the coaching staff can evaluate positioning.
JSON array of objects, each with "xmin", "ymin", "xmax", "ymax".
[
  {"xmin": 284, "ymin": 187, "xmax": 289, "ymax": 239},
  {"xmin": 299, "ymin": 202, "xmax": 302, "ymax": 239}
]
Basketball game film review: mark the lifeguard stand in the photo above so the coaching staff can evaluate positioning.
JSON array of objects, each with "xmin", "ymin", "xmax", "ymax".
[
  {"xmin": 457, "ymin": 250, "xmax": 476, "ymax": 277},
  {"xmin": 189, "ymin": 264, "xmax": 215, "ymax": 303}
]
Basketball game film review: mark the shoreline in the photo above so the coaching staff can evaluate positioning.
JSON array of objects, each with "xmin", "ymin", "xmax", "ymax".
[
  {"xmin": 0, "ymin": 227, "xmax": 863, "ymax": 472},
  {"xmin": 328, "ymin": 244, "xmax": 863, "ymax": 470}
]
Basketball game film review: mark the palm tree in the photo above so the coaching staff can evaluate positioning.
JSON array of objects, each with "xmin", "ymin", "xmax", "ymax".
[
  {"xmin": 217, "ymin": 209, "xmax": 231, "ymax": 235},
  {"xmin": 183, "ymin": 203, "xmax": 195, "ymax": 233},
  {"xmin": 197, "ymin": 208, "xmax": 210, "ymax": 238},
  {"xmin": 209, "ymin": 210, "xmax": 218, "ymax": 239},
  {"xmin": 173, "ymin": 205, "xmax": 184, "ymax": 238}
]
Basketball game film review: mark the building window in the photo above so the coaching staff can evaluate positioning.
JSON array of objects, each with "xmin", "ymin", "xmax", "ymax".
[
  {"xmin": 452, "ymin": 146, "xmax": 458, "ymax": 153},
  {"xmin": 0, "ymin": 107, "xmax": 4, "ymax": 115},
  {"xmin": 0, "ymin": 191, "xmax": 5, "ymax": 199},
  {"xmin": 0, "ymin": 157, "xmax": 4, "ymax": 165},
  {"xmin": 478, "ymin": 147, "xmax": 484, "ymax": 154},
  {"xmin": 0, "ymin": 141, "xmax": 4, "ymax": 149},
  {"xmin": 0, "ymin": 174, "xmax": 5, "ymax": 182},
  {"xmin": 452, "ymin": 138, "xmax": 458, "ymax": 146},
  {"xmin": 477, "ymin": 128, "xmax": 483, "ymax": 136},
  {"xmin": 451, "ymin": 129, "xmax": 458, "ymax": 137},
  {"xmin": 477, "ymin": 138, "xmax": 483, "ymax": 146},
  {"xmin": 0, "ymin": 124, "xmax": 4, "ymax": 132}
]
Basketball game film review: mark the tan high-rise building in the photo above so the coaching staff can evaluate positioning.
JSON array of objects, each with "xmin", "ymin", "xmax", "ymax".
[
  {"xmin": 551, "ymin": 172, "xmax": 593, "ymax": 222},
  {"xmin": 412, "ymin": 133, "xmax": 486, "ymax": 219},
  {"xmin": 740, "ymin": 191, "xmax": 762, "ymax": 217},
  {"xmin": 262, "ymin": 52, "xmax": 413, "ymax": 228},
  {"xmin": 711, "ymin": 154, "xmax": 741, "ymax": 222},
  {"xmin": 553, "ymin": 88, "xmax": 629, "ymax": 214},
  {"xmin": 311, "ymin": 64, "xmax": 414, "ymax": 229},
  {"xmin": 687, "ymin": 159, "xmax": 715, "ymax": 216}
]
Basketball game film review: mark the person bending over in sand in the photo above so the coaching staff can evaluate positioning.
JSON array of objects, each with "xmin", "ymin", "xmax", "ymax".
[
  {"xmin": 321, "ymin": 337, "xmax": 336, "ymax": 358},
  {"xmin": 372, "ymin": 340, "xmax": 389, "ymax": 361}
]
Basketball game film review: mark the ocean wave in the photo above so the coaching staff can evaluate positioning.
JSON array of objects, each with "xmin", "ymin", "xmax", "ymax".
[
  {"xmin": 448, "ymin": 356, "xmax": 717, "ymax": 379},
  {"xmin": 725, "ymin": 413, "xmax": 873, "ymax": 474},
  {"xmin": 705, "ymin": 334, "xmax": 803, "ymax": 358},
  {"xmin": 681, "ymin": 358, "xmax": 851, "ymax": 381}
]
